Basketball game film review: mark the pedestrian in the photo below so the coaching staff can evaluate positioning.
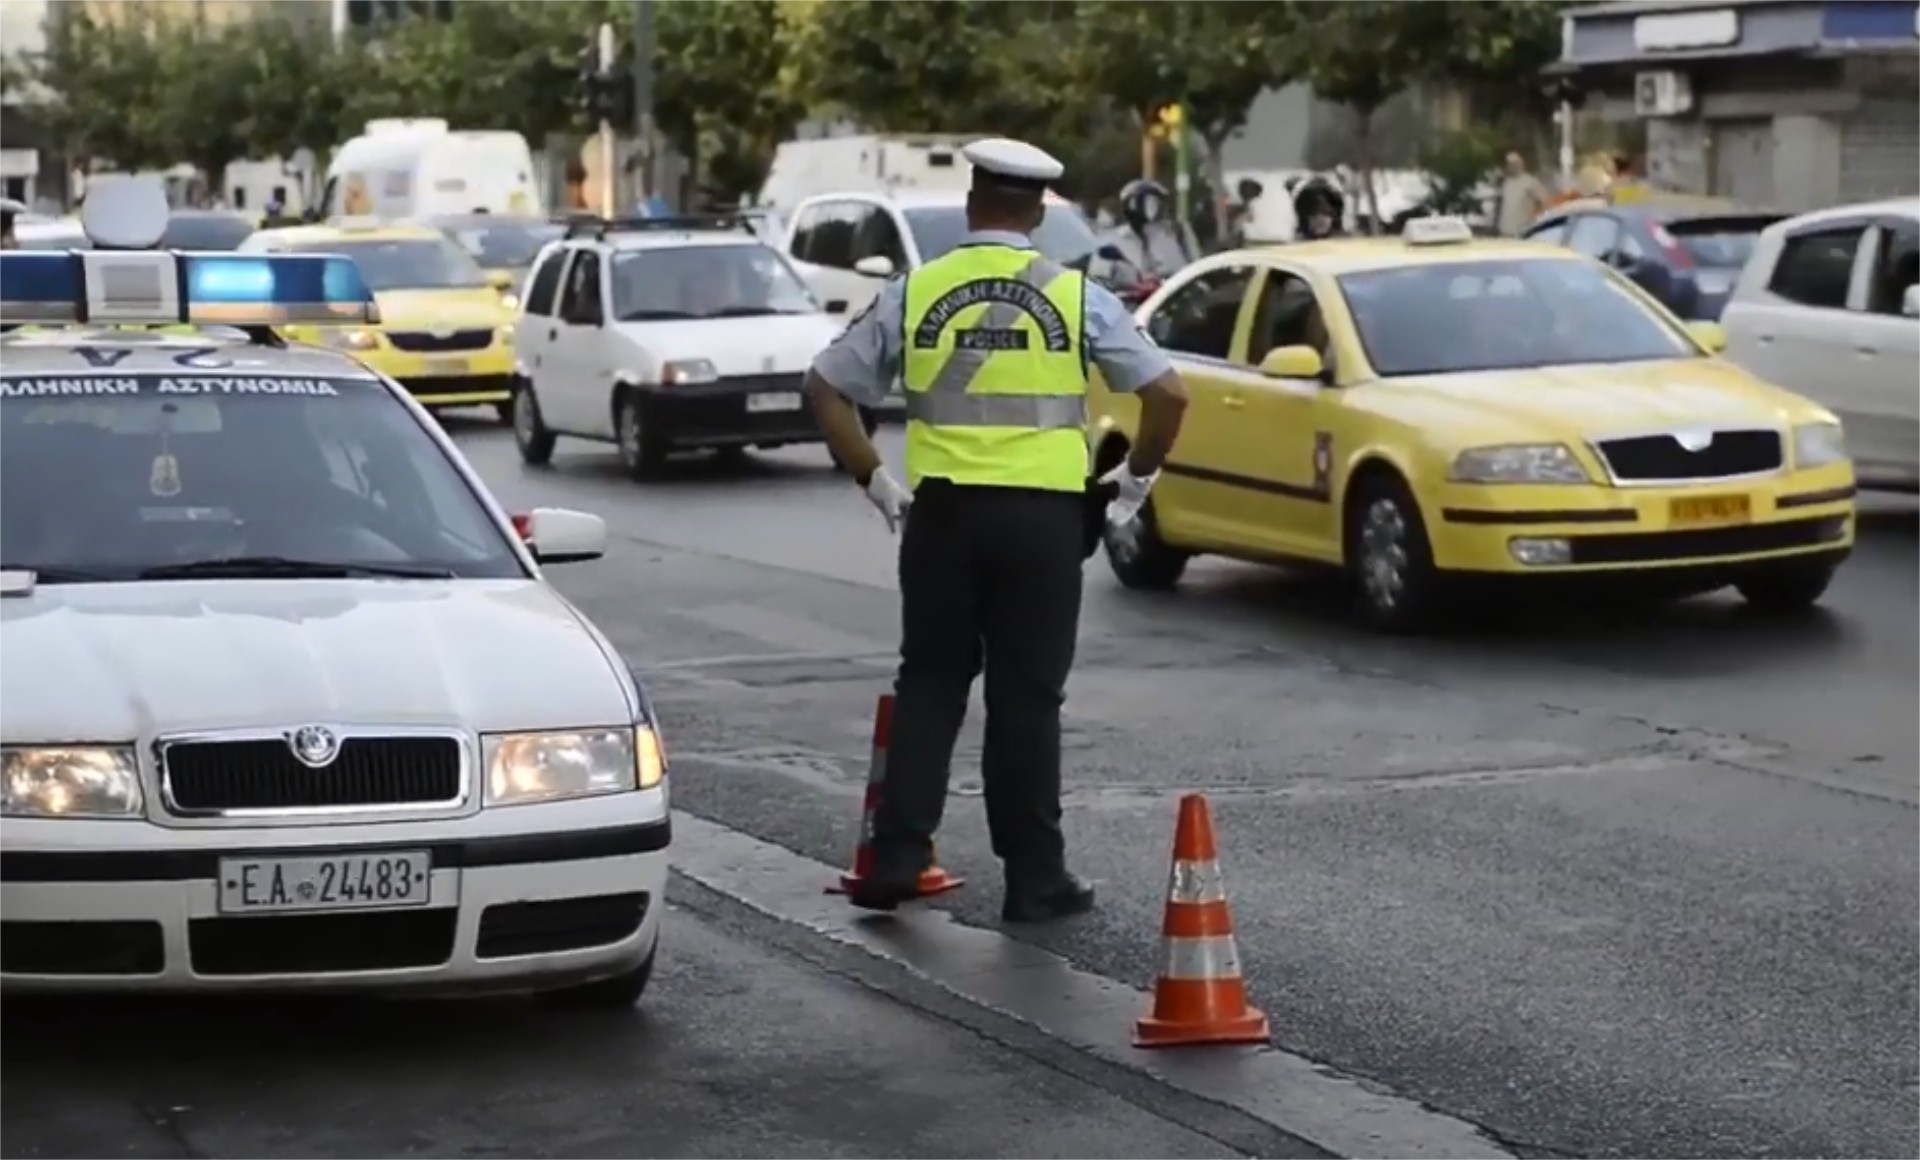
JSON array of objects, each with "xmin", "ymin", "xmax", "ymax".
[
  {"xmin": 0, "ymin": 197, "xmax": 21, "ymax": 250},
  {"xmin": 1497, "ymin": 151, "xmax": 1549, "ymax": 237},
  {"xmin": 805, "ymin": 138, "xmax": 1190, "ymax": 921}
]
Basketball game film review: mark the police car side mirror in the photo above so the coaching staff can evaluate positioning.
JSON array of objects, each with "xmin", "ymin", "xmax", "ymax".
[
  {"xmin": 1097, "ymin": 243, "xmax": 1126, "ymax": 262},
  {"xmin": 522, "ymin": 507, "xmax": 606, "ymax": 565},
  {"xmin": 1259, "ymin": 344, "xmax": 1326, "ymax": 382},
  {"xmin": 853, "ymin": 255, "xmax": 895, "ymax": 278}
]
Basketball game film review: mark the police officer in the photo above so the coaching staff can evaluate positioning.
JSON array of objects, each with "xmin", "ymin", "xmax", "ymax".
[{"xmin": 805, "ymin": 139, "xmax": 1189, "ymax": 921}]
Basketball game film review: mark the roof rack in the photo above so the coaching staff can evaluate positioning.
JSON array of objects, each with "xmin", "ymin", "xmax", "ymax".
[{"xmin": 562, "ymin": 214, "xmax": 757, "ymax": 240}]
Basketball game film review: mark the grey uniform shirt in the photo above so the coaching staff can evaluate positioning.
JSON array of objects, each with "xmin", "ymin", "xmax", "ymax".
[{"xmin": 809, "ymin": 229, "xmax": 1173, "ymax": 407}]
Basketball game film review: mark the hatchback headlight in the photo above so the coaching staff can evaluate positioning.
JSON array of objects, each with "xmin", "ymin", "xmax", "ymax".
[
  {"xmin": 1793, "ymin": 422, "xmax": 1848, "ymax": 469},
  {"xmin": 1449, "ymin": 443, "xmax": 1591, "ymax": 484},
  {"xmin": 2, "ymin": 746, "xmax": 144, "ymax": 818},
  {"xmin": 483, "ymin": 726, "xmax": 665, "ymax": 807},
  {"xmin": 319, "ymin": 328, "xmax": 379, "ymax": 352},
  {"xmin": 661, "ymin": 358, "xmax": 719, "ymax": 385}
]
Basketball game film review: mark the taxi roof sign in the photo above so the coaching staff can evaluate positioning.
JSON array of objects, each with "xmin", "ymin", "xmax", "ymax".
[
  {"xmin": 0, "ymin": 252, "xmax": 379, "ymax": 327},
  {"xmin": 1402, "ymin": 216, "xmax": 1475, "ymax": 246}
]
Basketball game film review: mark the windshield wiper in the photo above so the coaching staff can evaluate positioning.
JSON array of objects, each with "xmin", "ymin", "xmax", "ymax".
[
  {"xmin": 0, "ymin": 564, "xmax": 115, "ymax": 583},
  {"xmin": 138, "ymin": 556, "xmax": 455, "ymax": 581},
  {"xmin": 618, "ymin": 309, "xmax": 700, "ymax": 321}
]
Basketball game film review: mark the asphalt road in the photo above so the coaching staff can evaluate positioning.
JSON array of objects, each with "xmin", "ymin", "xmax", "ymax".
[{"xmin": 454, "ymin": 421, "xmax": 1918, "ymax": 1160}]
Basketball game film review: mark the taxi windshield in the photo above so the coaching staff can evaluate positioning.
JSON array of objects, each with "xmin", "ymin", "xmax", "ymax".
[
  {"xmin": 288, "ymin": 237, "xmax": 490, "ymax": 292},
  {"xmin": 904, "ymin": 204, "xmax": 1100, "ymax": 270},
  {"xmin": 438, "ymin": 219, "xmax": 564, "ymax": 270},
  {"xmin": 0, "ymin": 371, "xmax": 525, "ymax": 583},
  {"xmin": 1337, "ymin": 258, "xmax": 1696, "ymax": 377},
  {"xmin": 610, "ymin": 243, "xmax": 818, "ymax": 320}
]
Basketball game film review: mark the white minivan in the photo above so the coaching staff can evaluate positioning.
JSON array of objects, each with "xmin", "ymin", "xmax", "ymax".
[{"xmin": 1721, "ymin": 198, "xmax": 1920, "ymax": 490}]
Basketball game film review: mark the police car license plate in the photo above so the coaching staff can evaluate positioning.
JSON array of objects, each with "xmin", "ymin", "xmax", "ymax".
[
  {"xmin": 425, "ymin": 357, "xmax": 470, "ymax": 376},
  {"xmin": 746, "ymin": 392, "xmax": 802, "ymax": 413},
  {"xmin": 217, "ymin": 850, "xmax": 432, "ymax": 914}
]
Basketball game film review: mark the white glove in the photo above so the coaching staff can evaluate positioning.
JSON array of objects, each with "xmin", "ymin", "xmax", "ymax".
[
  {"xmin": 864, "ymin": 467, "xmax": 913, "ymax": 534},
  {"xmin": 1100, "ymin": 461, "xmax": 1158, "ymax": 529}
]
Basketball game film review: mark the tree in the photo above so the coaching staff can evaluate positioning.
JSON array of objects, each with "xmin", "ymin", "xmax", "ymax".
[
  {"xmin": 15, "ymin": 6, "xmax": 177, "ymax": 173},
  {"xmin": 150, "ymin": 21, "xmax": 256, "ymax": 186},
  {"xmin": 1434, "ymin": 0, "xmax": 1571, "ymax": 160},
  {"xmin": 653, "ymin": 0, "xmax": 806, "ymax": 202},
  {"xmin": 232, "ymin": 15, "xmax": 361, "ymax": 162}
]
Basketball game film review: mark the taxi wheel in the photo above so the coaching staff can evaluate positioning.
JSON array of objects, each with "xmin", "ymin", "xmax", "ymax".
[
  {"xmin": 511, "ymin": 381, "xmax": 556, "ymax": 467},
  {"xmin": 1736, "ymin": 561, "xmax": 1836, "ymax": 614},
  {"xmin": 616, "ymin": 391, "xmax": 670, "ymax": 480},
  {"xmin": 545, "ymin": 943, "xmax": 656, "ymax": 1010},
  {"xmin": 1105, "ymin": 495, "xmax": 1188, "ymax": 590},
  {"xmin": 1346, "ymin": 472, "xmax": 1442, "ymax": 634}
]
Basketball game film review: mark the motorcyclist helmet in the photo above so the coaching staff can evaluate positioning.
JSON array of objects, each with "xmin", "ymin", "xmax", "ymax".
[
  {"xmin": 1119, "ymin": 179, "xmax": 1172, "ymax": 231},
  {"xmin": 1293, "ymin": 176, "xmax": 1344, "ymax": 239}
]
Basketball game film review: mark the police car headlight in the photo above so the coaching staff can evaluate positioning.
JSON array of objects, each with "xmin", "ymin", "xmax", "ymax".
[
  {"xmin": 661, "ymin": 358, "xmax": 719, "ymax": 385},
  {"xmin": 483, "ymin": 727, "xmax": 664, "ymax": 806},
  {"xmin": 2, "ymin": 746, "xmax": 144, "ymax": 818},
  {"xmin": 1449, "ymin": 444, "xmax": 1591, "ymax": 484},
  {"xmin": 318, "ymin": 328, "xmax": 379, "ymax": 352},
  {"xmin": 1793, "ymin": 422, "xmax": 1847, "ymax": 469}
]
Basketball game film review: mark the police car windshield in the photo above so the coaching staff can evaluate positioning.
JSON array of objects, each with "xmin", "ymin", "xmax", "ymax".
[
  {"xmin": 438, "ymin": 219, "xmax": 565, "ymax": 270},
  {"xmin": 1337, "ymin": 258, "xmax": 1695, "ymax": 377},
  {"xmin": 610, "ymin": 244, "xmax": 818, "ymax": 320},
  {"xmin": 903, "ymin": 205, "xmax": 1099, "ymax": 270},
  {"xmin": 0, "ymin": 370, "xmax": 525, "ymax": 583},
  {"xmin": 286, "ymin": 237, "xmax": 490, "ymax": 291}
]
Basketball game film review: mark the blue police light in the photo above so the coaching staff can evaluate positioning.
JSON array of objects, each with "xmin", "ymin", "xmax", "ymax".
[{"xmin": 0, "ymin": 251, "xmax": 379, "ymax": 327}]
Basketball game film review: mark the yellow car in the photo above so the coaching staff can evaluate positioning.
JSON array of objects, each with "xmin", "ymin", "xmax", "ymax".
[
  {"xmin": 1091, "ymin": 218, "xmax": 1856, "ymax": 632},
  {"xmin": 239, "ymin": 222, "xmax": 517, "ymax": 418}
]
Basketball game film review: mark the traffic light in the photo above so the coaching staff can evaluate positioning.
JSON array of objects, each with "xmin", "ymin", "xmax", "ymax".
[
  {"xmin": 573, "ymin": 40, "xmax": 635, "ymax": 126},
  {"xmin": 1146, "ymin": 103, "xmax": 1183, "ymax": 141}
]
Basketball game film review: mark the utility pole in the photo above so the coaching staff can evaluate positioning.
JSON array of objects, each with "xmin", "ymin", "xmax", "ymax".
[
  {"xmin": 632, "ymin": 0, "xmax": 656, "ymax": 208},
  {"xmin": 596, "ymin": 21, "xmax": 618, "ymax": 217}
]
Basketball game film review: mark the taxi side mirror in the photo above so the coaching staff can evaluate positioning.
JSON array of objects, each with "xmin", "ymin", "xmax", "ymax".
[
  {"xmin": 1259, "ymin": 344, "xmax": 1326, "ymax": 381},
  {"xmin": 1686, "ymin": 320, "xmax": 1728, "ymax": 354},
  {"xmin": 521, "ymin": 507, "xmax": 606, "ymax": 565}
]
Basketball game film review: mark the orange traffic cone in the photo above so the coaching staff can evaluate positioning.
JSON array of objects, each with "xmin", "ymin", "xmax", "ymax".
[
  {"xmin": 826, "ymin": 693, "xmax": 964, "ymax": 898},
  {"xmin": 1133, "ymin": 793, "xmax": 1270, "ymax": 1048}
]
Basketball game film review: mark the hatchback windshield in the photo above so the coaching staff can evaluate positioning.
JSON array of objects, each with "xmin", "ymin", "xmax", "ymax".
[
  {"xmin": 437, "ymin": 218, "xmax": 565, "ymax": 270},
  {"xmin": 1338, "ymin": 258, "xmax": 1695, "ymax": 377},
  {"xmin": 903, "ymin": 204, "xmax": 1101, "ymax": 269},
  {"xmin": 287, "ymin": 237, "xmax": 490, "ymax": 291},
  {"xmin": 610, "ymin": 244, "xmax": 818, "ymax": 320},
  {"xmin": 0, "ymin": 370, "xmax": 524, "ymax": 582}
]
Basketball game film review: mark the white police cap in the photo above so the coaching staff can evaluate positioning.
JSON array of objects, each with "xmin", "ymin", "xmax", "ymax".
[{"xmin": 964, "ymin": 138, "xmax": 1065, "ymax": 190}]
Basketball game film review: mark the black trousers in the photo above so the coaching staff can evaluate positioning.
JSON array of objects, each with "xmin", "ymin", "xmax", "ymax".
[{"xmin": 871, "ymin": 479, "xmax": 1085, "ymax": 885}]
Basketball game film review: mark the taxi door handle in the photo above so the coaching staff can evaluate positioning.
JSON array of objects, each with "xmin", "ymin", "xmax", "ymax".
[{"xmin": 1222, "ymin": 394, "xmax": 1247, "ymax": 409}]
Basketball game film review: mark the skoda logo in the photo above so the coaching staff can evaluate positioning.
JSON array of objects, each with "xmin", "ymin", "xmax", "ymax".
[
  {"xmin": 1674, "ymin": 428, "xmax": 1715, "ymax": 452},
  {"xmin": 431, "ymin": 327, "xmax": 454, "ymax": 339},
  {"xmin": 288, "ymin": 725, "xmax": 340, "ymax": 768}
]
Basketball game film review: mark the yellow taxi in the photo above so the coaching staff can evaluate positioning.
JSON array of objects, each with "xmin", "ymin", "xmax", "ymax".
[
  {"xmin": 239, "ymin": 221, "xmax": 517, "ymax": 418},
  {"xmin": 1091, "ymin": 217, "xmax": 1856, "ymax": 632}
]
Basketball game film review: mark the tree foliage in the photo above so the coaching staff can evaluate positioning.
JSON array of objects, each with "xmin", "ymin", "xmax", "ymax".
[{"xmin": 653, "ymin": 0, "xmax": 805, "ymax": 200}]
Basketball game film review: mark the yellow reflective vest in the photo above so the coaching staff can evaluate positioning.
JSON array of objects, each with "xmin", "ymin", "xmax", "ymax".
[{"xmin": 900, "ymin": 243, "xmax": 1089, "ymax": 494}]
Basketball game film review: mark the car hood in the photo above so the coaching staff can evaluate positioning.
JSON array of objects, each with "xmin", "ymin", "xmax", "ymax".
[
  {"xmin": 613, "ymin": 312, "xmax": 843, "ymax": 375},
  {"xmin": 375, "ymin": 287, "xmax": 511, "ymax": 331},
  {"xmin": 0, "ymin": 579, "xmax": 635, "ymax": 744},
  {"xmin": 1362, "ymin": 357, "xmax": 1833, "ymax": 448}
]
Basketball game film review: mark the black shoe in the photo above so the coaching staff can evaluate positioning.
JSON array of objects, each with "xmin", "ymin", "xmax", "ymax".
[
  {"xmin": 1002, "ymin": 872, "xmax": 1096, "ymax": 923},
  {"xmin": 847, "ymin": 872, "xmax": 921, "ymax": 913}
]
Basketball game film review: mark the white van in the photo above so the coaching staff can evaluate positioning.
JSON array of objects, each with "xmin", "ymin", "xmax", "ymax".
[
  {"xmin": 320, "ymin": 119, "xmax": 544, "ymax": 222},
  {"xmin": 1721, "ymin": 198, "xmax": 1920, "ymax": 490},
  {"xmin": 757, "ymin": 134, "xmax": 976, "ymax": 213}
]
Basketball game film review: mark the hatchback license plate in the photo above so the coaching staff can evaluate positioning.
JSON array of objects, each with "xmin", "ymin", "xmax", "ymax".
[
  {"xmin": 746, "ymin": 392, "xmax": 802, "ymax": 413},
  {"xmin": 425, "ymin": 357, "xmax": 471, "ymax": 376},
  {"xmin": 218, "ymin": 851, "xmax": 432, "ymax": 914},
  {"xmin": 1670, "ymin": 494, "xmax": 1751, "ymax": 528}
]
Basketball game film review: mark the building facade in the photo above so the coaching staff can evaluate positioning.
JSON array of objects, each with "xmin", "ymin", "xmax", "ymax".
[{"xmin": 1559, "ymin": 0, "xmax": 1920, "ymax": 210}]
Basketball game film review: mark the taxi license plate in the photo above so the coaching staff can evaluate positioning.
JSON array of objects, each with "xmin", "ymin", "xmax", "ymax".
[
  {"xmin": 217, "ymin": 851, "xmax": 431, "ymax": 915},
  {"xmin": 425, "ymin": 357, "xmax": 471, "ymax": 376},
  {"xmin": 1669, "ymin": 494, "xmax": 1751, "ymax": 528},
  {"xmin": 746, "ymin": 392, "xmax": 802, "ymax": 413}
]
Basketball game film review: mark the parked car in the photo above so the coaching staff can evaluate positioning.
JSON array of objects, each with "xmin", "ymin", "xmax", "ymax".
[
  {"xmin": 1721, "ymin": 197, "xmax": 1920, "ymax": 490},
  {"xmin": 1525, "ymin": 198, "xmax": 1785, "ymax": 320}
]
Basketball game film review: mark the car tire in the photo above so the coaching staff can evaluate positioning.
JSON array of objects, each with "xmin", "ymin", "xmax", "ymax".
[
  {"xmin": 1736, "ymin": 560, "xmax": 1836, "ymax": 614},
  {"xmin": 1104, "ymin": 494, "xmax": 1188, "ymax": 590},
  {"xmin": 1346, "ymin": 471, "xmax": 1444, "ymax": 634},
  {"xmin": 511, "ymin": 380, "xmax": 556, "ymax": 467},
  {"xmin": 615, "ymin": 390, "xmax": 669, "ymax": 480},
  {"xmin": 830, "ymin": 407, "xmax": 882, "ymax": 473},
  {"xmin": 494, "ymin": 401, "xmax": 514, "ymax": 426},
  {"xmin": 544, "ymin": 942, "xmax": 656, "ymax": 1011}
]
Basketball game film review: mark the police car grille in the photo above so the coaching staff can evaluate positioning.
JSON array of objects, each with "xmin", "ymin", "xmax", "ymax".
[
  {"xmin": 163, "ymin": 737, "xmax": 464, "ymax": 813},
  {"xmin": 1594, "ymin": 430, "xmax": 1782, "ymax": 482},
  {"xmin": 385, "ymin": 329, "xmax": 495, "ymax": 353}
]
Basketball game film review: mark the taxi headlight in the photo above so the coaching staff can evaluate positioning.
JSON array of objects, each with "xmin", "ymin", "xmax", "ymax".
[
  {"xmin": 483, "ymin": 726, "xmax": 665, "ymax": 806},
  {"xmin": 1449, "ymin": 443, "xmax": 1590, "ymax": 484},
  {"xmin": 319, "ymin": 328, "xmax": 379, "ymax": 352},
  {"xmin": 1793, "ymin": 422, "xmax": 1848, "ymax": 468},
  {"xmin": 661, "ymin": 358, "xmax": 719, "ymax": 385},
  {"xmin": 2, "ymin": 746, "xmax": 144, "ymax": 818},
  {"xmin": 499, "ymin": 291, "xmax": 520, "ymax": 313}
]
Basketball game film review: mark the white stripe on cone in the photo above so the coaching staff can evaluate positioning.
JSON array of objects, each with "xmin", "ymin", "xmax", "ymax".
[
  {"xmin": 1158, "ymin": 934, "xmax": 1245, "ymax": 980},
  {"xmin": 1168, "ymin": 858, "xmax": 1227, "ymax": 904}
]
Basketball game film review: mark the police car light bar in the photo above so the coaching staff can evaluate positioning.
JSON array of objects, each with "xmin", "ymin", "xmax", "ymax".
[{"xmin": 0, "ymin": 251, "xmax": 380, "ymax": 327}]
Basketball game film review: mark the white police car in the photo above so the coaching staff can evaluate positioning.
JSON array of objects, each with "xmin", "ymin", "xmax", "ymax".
[{"xmin": 0, "ymin": 180, "xmax": 669, "ymax": 1004}]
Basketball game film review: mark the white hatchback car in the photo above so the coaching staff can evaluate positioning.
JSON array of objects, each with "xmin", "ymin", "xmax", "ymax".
[
  {"xmin": 0, "ymin": 224, "xmax": 669, "ymax": 1004},
  {"xmin": 1722, "ymin": 198, "xmax": 1920, "ymax": 490}
]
